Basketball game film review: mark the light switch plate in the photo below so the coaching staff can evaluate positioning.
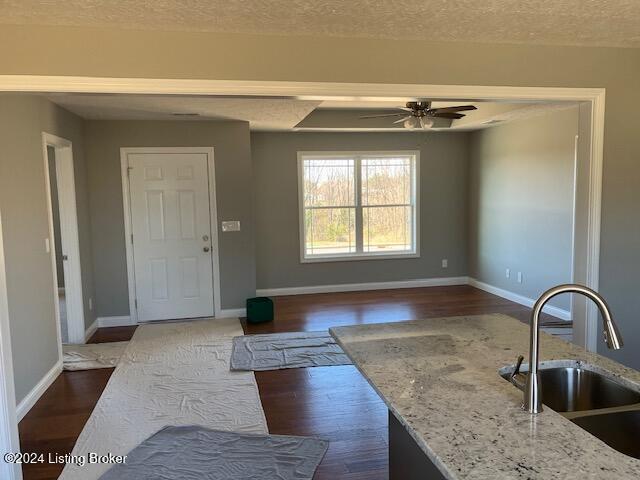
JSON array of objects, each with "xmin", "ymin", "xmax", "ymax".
[{"xmin": 221, "ymin": 220, "xmax": 241, "ymax": 232}]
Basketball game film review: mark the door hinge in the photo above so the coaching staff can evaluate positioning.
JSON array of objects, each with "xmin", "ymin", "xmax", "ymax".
[
  {"xmin": 130, "ymin": 233, "xmax": 134, "ymax": 244},
  {"xmin": 134, "ymin": 299, "xmax": 138, "ymax": 308},
  {"xmin": 127, "ymin": 166, "xmax": 134, "ymax": 176}
]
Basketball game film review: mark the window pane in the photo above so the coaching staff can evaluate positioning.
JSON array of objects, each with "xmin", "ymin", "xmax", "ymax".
[
  {"xmin": 363, "ymin": 206, "xmax": 413, "ymax": 253},
  {"xmin": 303, "ymin": 158, "xmax": 355, "ymax": 207},
  {"xmin": 305, "ymin": 207, "xmax": 356, "ymax": 256},
  {"xmin": 362, "ymin": 157, "xmax": 412, "ymax": 206}
]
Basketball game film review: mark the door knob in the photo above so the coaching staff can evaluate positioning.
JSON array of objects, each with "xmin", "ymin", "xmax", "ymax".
[{"xmin": 203, "ymin": 247, "xmax": 210, "ymax": 252}]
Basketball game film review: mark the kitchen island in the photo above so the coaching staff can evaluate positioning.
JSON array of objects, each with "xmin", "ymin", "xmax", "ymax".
[{"xmin": 330, "ymin": 314, "xmax": 640, "ymax": 479}]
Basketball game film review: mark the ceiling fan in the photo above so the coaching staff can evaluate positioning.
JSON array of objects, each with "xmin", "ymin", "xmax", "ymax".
[{"xmin": 359, "ymin": 101, "xmax": 477, "ymax": 129}]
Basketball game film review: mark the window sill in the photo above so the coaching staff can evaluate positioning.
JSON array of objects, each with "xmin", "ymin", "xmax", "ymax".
[{"xmin": 301, "ymin": 252, "xmax": 420, "ymax": 263}]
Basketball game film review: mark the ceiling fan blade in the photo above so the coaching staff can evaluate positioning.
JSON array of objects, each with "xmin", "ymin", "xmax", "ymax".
[
  {"xmin": 359, "ymin": 113, "xmax": 406, "ymax": 119},
  {"xmin": 432, "ymin": 112, "xmax": 466, "ymax": 120},
  {"xmin": 393, "ymin": 116, "xmax": 413, "ymax": 124},
  {"xmin": 429, "ymin": 105, "xmax": 477, "ymax": 114}
]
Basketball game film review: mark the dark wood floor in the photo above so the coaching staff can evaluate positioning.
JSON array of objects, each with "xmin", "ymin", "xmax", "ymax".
[{"xmin": 19, "ymin": 285, "xmax": 562, "ymax": 479}]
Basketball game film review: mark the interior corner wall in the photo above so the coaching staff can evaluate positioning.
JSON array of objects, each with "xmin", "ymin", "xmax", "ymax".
[
  {"xmin": 84, "ymin": 120, "xmax": 256, "ymax": 316},
  {"xmin": 468, "ymin": 107, "xmax": 580, "ymax": 311},
  {"xmin": 0, "ymin": 95, "xmax": 95, "ymax": 404},
  {"xmin": 251, "ymin": 131, "xmax": 470, "ymax": 289}
]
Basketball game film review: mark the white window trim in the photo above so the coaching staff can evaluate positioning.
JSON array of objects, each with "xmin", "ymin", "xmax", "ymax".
[{"xmin": 297, "ymin": 150, "xmax": 420, "ymax": 263}]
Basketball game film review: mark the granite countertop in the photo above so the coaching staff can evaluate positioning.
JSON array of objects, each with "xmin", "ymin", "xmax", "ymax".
[{"xmin": 330, "ymin": 314, "xmax": 640, "ymax": 479}]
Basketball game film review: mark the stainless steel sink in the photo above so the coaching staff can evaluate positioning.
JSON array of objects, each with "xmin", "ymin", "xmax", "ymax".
[
  {"xmin": 536, "ymin": 367, "xmax": 640, "ymax": 412},
  {"xmin": 501, "ymin": 362, "xmax": 640, "ymax": 458},
  {"xmin": 503, "ymin": 366, "xmax": 640, "ymax": 412},
  {"xmin": 572, "ymin": 411, "xmax": 640, "ymax": 459}
]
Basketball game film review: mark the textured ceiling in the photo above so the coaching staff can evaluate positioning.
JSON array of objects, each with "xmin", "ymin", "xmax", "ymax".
[
  {"xmin": 46, "ymin": 94, "xmax": 321, "ymax": 130},
  {"xmin": 44, "ymin": 94, "xmax": 574, "ymax": 131},
  {"xmin": 1, "ymin": 1, "xmax": 640, "ymax": 48}
]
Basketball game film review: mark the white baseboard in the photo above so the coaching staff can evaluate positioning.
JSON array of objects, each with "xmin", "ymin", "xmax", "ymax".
[
  {"xmin": 541, "ymin": 326, "xmax": 573, "ymax": 335},
  {"xmin": 97, "ymin": 277, "xmax": 567, "ymax": 325},
  {"xmin": 97, "ymin": 311, "xmax": 248, "ymax": 325},
  {"xmin": 217, "ymin": 308, "xmax": 247, "ymax": 318},
  {"xmin": 84, "ymin": 318, "xmax": 98, "ymax": 341},
  {"xmin": 468, "ymin": 278, "xmax": 571, "ymax": 321},
  {"xmin": 256, "ymin": 276, "xmax": 469, "ymax": 297},
  {"xmin": 97, "ymin": 315, "xmax": 135, "ymax": 328},
  {"xmin": 16, "ymin": 359, "xmax": 62, "ymax": 420}
]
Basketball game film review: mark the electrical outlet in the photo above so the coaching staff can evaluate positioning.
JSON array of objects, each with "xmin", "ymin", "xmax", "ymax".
[
  {"xmin": 442, "ymin": 259, "xmax": 448, "ymax": 268},
  {"xmin": 517, "ymin": 272, "xmax": 523, "ymax": 283},
  {"xmin": 505, "ymin": 268, "xmax": 510, "ymax": 279}
]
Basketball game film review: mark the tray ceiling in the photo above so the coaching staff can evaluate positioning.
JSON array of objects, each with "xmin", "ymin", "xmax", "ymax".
[{"xmin": 43, "ymin": 94, "xmax": 575, "ymax": 132}]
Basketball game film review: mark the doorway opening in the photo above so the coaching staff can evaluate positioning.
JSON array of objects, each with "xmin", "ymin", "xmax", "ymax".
[
  {"xmin": 46, "ymin": 146, "xmax": 69, "ymax": 342},
  {"xmin": 42, "ymin": 133, "xmax": 85, "ymax": 345},
  {"xmin": 0, "ymin": 78, "xmax": 606, "ymax": 480}
]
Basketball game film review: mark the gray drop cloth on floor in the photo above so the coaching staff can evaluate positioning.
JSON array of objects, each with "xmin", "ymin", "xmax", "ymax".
[
  {"xmin": 99, "ymin": 425, "xmax": 328, "ymax": 480},
  {"xmin": 231, "ymin": 331, "xmax": 352, "ymax": 371}
]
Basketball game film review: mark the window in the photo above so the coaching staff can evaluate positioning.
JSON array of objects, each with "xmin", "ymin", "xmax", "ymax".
[{"xmin": 298, "ymin": 151, "xmax": 419, "ymax": 262}]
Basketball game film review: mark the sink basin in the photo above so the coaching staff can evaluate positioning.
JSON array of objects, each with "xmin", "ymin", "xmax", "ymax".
[
  {"xmin": 501, "ymin": 363, "xmax": 640, "ymax": 458},
  {"xmin": 572, "ymin": 411, "xmax": 640, "ymax": 459},
  {"xmin": 503, "ymin": 366, "xmax": 640, "ymax": 412},
  {"xmin": 538, "ymin": 367, "xmax": 640, "ymax": 412}
]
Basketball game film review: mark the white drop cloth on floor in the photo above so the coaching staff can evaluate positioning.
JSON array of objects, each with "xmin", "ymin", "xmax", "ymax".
[
  {"xmin": 63, "ymin": 342, "xmax": 129, "ymax": 370},
  {"xmin": 60, "ymin": 318, "xmax": 267, "ymax": 480}
]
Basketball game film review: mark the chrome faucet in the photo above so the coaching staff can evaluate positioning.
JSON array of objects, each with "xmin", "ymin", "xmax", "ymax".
[{"xmin": 523, "ymin": 284, "xmax": 623, "ymax": 414}]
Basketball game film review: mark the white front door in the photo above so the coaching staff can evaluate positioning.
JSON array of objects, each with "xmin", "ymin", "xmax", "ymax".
[{"xmin": 128, "ymin": 152, "xmax": 214, "ymax": 321}]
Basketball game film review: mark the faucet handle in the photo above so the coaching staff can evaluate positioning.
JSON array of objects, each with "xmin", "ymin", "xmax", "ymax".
[
  {"xmin": 509, "ymin": 355, "xmax": 526, "ymax": 390},
  {"xmin": 512, "ymin": 355, "xmax": 524, "ymax": 378}
]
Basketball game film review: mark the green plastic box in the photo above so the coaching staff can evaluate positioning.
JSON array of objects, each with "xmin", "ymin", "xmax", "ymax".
[{"xmin": 246, "ymin": 297, "xmax": 274, "ymax": 324}]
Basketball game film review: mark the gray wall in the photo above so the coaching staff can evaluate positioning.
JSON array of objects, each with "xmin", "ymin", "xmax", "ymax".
[
  {"xmin": 0, "ymin": 96, "xmax": 95, "ymax": 403},
  {"xmin": 251, "ymin": 132, "xmax": 470, "ymax": 289},
  {"xmin": 2, "ymin": 25, "xmax": 640, "ymax": 369},
  {"xmin": 468, "ymin": 107, "xmax": 579, "ymax": 311},
  {"xmin": 84, "ymin": 120, "xmax": 256, "ymax": 316}
]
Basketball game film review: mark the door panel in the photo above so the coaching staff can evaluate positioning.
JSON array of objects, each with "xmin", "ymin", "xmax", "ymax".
[{"xmin": 129, "ymin": 152, "xmax": 214, "ymax": 321}]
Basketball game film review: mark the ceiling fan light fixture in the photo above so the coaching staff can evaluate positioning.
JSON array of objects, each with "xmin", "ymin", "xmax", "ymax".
[
  {"xmin": 420, "ymin": 117, "xmax": 434, "ymax": 129},
  {"xmin": 403, "ymin": 117, "xmax": 418, "ymax": 129}
]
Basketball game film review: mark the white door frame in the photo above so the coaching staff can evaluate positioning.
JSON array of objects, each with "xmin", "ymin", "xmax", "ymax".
[
  {"xmin": 0, "ymin": 211, "xmax": 22, "ymax": 479},
  {"xmin": 42, "ymin": 132, "xmax": 86, "ymax": 345},
  {"xmin": 120, "ymin": 147, "xmax": 221, "ymax": 323}
]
